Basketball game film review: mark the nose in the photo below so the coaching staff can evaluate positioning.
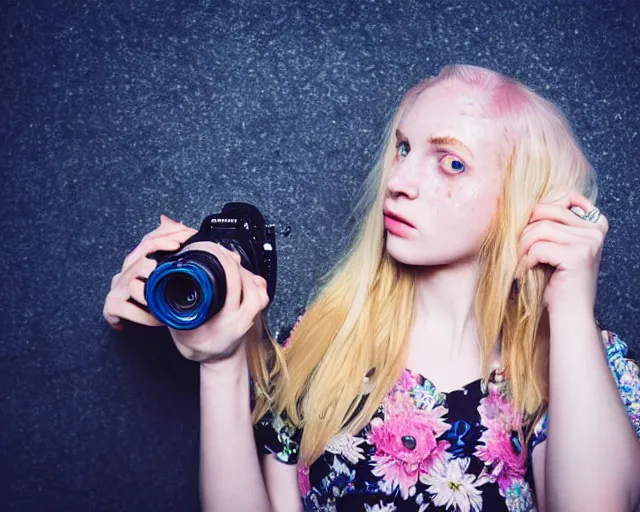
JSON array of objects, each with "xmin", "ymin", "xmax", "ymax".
[{"xmin": 386, "ymin": 161, "xmax": 419, "ymax": 199}]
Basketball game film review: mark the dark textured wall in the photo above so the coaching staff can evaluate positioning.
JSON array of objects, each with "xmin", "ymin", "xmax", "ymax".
[{"xmin": 1, "ymin": 0, "xmax": 638, "ymax": 510}]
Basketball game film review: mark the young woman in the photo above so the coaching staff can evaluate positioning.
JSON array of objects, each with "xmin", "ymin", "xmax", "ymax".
[{"xmin": 104, "ymin": 64, "xmax": 640, "ymax": 511}]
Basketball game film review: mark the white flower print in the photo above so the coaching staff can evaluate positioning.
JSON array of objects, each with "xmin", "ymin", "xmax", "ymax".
[
  {"xmin": 416, "ymin": 492, "xmax": 429, "ymax": 512},
  {"xmin": 329, "ymin": 456, "xmax": 353, "ymax": 479},
  {"xmin": 325, "ymin": 432, "xmax": 367, "ymax": 464},
  {"xmin": 376, "ymin": 475, "xmax": 397, "ymax": 497},
  {"xmin": 320, "ymin": 456, "xmax": 356, "ymax": 499},
  {"xmin": 305, "ymin": 493, "xmax": 338, "ymax": 512},
  {"xmin": 364, "ymin": 500, "xmax": 398, "ymax": 512},
  {"xmin": 420, "ymin": 457, "xmax": 486, "ymax": 512}
]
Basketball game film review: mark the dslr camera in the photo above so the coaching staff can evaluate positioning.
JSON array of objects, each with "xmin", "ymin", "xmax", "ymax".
[{"xmin": 143, "ymin": 202, "xmax": 277, "ymax": 330}]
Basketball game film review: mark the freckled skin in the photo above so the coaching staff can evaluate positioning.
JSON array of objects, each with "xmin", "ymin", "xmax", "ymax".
[{"xmin": 385, "ymin": 82, "xmax": 505, "ymax": 266}]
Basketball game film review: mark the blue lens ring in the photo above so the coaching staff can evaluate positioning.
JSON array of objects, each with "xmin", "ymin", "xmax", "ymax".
[
  {"xmin": 146, "ymin": 260, "xmax": 215, "ymax": 330},
  {"xmin": 155, "ymin": 267, "xmax": 210, "ymax": 324},
  {"xmin": 148, "ymin": 263, "xmax": 212, "ymax": 329}
]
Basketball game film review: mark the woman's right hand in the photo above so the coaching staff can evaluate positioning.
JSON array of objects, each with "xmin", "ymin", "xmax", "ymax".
[
  {"xmin": 164, "ymin": 236, "xmax": 271, "ymax": 365},
  {"xmin": 103, "ymin": 214, "xmax": 270, "ymax": 364}
]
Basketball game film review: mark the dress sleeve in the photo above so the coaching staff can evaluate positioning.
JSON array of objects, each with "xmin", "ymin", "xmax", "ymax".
[
  {"xmin": 253, "ymin": 310, "xmax": 307, "ymax": 465},
  {"xmin": 254, "ymin": 406, "xmax": 302, "ymax": 465},
  {"xmin": 527, "ymin": 329, "xmax": 640, "ymax": 453},
  {"xmin": 601, "ymin": 329, "xmax": 640, "ymax": 438}
]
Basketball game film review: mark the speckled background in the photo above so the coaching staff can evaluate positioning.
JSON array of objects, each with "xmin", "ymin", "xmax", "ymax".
[{"xmin": 1, "ymin": 0, "xmax": 638, "ymax": 510}]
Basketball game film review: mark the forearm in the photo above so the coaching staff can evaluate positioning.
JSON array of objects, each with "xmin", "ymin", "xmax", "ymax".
[
  {"xmin": 545, "ymin": 305, "xmax": 640, "ymax": 511},
  {"xmin": 199, "ymin": 348, "xmax": 272, "ymax": 512}
]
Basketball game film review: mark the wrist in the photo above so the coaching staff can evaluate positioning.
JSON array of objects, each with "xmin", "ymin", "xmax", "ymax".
[
  {"xmin": 200, "ymin": 340, "xmax": 248, "ymax": 380},
  {"xmin": 547, "ymin": 299, "xmax": 595, "ymax": 323},
  {"xmin": 547, "ymin": 303, "xmax": 601, "ymax": 351}
]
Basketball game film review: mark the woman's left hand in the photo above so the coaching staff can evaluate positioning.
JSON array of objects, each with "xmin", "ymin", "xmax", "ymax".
[{"xmin": 515, "ymin": 191, "xmax": 609, "ymax": 313}]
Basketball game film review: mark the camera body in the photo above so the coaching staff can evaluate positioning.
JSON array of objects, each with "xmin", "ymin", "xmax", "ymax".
[{"xmin": 143, "ymin": 202, "xmax": 277, "ymax": 330}]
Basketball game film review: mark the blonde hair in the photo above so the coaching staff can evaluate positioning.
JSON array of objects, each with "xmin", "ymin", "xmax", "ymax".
[{"xmin": 250, "ymin": 64, "xmax": 598, "ymax": 466}]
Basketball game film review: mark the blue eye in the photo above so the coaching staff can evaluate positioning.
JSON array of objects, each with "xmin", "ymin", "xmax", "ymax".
[
  {"xmin": 396, "ymin": 140, "xmax": 410, "ymax": 158},
  {"xmin": 441, "ymin": 154, "xmax": 466, "ymax": 173}
]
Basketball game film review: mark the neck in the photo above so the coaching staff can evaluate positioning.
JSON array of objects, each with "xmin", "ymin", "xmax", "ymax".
[{"xmin": 410, "ymin": 258, "xmax": 481, "ymax": 358}]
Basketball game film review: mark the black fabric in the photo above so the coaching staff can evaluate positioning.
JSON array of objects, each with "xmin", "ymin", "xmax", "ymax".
[{"xmin": 255, "ymin": 368, "xmax": 544, "ymax": 510}]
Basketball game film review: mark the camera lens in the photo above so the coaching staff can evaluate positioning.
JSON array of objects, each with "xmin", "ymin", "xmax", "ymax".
[
  {"xmin": 144, "ymin": 250, "xmax": 228, "ymax": 330},
  {"xmin": 164, "ymin": 275, "xmax": 201, "ymax": 311}
]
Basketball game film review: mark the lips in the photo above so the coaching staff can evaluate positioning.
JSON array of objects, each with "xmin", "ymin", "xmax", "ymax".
[{"xmin": 383, "ymin": 208, "xmax": 415, "ymax": 228}]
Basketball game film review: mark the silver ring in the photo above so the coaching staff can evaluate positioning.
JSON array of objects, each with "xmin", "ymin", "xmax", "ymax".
[
  {"xmin": 584, "ymin": 207, "xmax": 601, "ymax": 223},
  {"xmin": 570, "ymin": 206, "xmax": 601, "ymax": 224}
]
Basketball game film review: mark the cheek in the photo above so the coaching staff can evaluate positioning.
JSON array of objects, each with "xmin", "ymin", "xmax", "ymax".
[
  {"xmin": 442, "ymin": 182, "xmax": 500, "ymax": 232},
  {"xmin": 420, "ymin": 172, "xmax": 502, "ymax": 226}
]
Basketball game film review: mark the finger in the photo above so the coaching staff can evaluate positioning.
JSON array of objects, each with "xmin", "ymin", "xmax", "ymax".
[
  {"xmin": 516, "ymin": 224, "xmax": 583, "ymax": 279},
  {"xmin": 560, "ymin": 190, "xmax": 609, "ymax": 233},
  {"xmin": 142, "ymin": 230, "xmax": 199, "ymax": 266},
  {"xmin": 126, "ymin": 253, "xmax": 173, "ymax": 306},
  {"xmin": 566, "ymin": 190, "xmax": 595, "ymax": 212},
  {"xmin": 114, "ymin": 258, "xmax": 157, "ymax": 308},
  {"xmin": 529, "ymin": 203, "xmax": 587, "ymax": 228},
  {"xmin": 542, "ymin": 191, "xmax": 606, "ymax": 226},
  {"xmin": 159, "ymin": 229, "xmax": 199, "ymax": 247},
  {"xmin": 160, "ymin": 214, "xmax": 184, "ymax": 226},
  {"xmin": 129, "ymin": 277, "xmax": 148, "ymax": 306},
  {"xmin": 149, "ymin": 220, "xmax": 188, "ymax": 241},
  {"xmin": 148, "ymin": 224, "xmax": 197, "ymax": 241},
  {"xmin": 213, "ymin": 245, "xmax": 243, "ymax": 312},
  {"xmin": 103, "ymin": 298, "xmax": 122, "ymax": 326},
  {"xmin": 522, "ymin": 240, "xmax": 569, "ymax": 272},
  {"xmin": 103, "ymin": 295, "xmax": 164, "ymax": 327},
  {"xmin": 252, "ymin": 273, "xmax": 268, "ymax": 290},
  {"xmin": 123, "ymin": 223, "xmax": 196, "ymax": 273},
  {"xmin": 539, "ymin": 190, "xmax": 593, "ymax": 210},
  {"xmin": 518, "ymin": 220, "xmax": 585, "ymax": 260},
  {"xmin": 247, "ymin": 272, "xmax": 268, "ymax": 303},
  {"xmin": 237, "ymin": 265, "xmax": 269, "ymax": 316},
  {"xmin": 132, "ymin": 254, "xmax": 158, "ymax": 278},
  {"xmin": 122, "ymin": 237, "xmax": 182, "ymax": 273}
]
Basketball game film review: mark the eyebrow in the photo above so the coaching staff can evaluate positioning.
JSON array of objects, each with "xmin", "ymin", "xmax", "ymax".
[{"xmin": 395, "ymin": 129, "xmax": 474, "ymax": 159}]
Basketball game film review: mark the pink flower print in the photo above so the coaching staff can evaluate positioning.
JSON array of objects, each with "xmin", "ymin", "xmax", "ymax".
[
  {"xmin": 478, "ymin": 384, "xmax": 522, "ymax": 430},
  {"xmin": 298, "ymin": 464, "xmax": 311, "ymax": 498},
  {"xmin": 399, "ymin": 368, "xmax": 420, "ymax": 392},
  {"xmin": 475, "ymin": 428, "xmax": 526, "ymax": 493},
  {"xmin": 368, "ymin": 394, "xmax": 451, "ymax": 500},
  {"xmin": 475, "ymin": 383, "xmax": 526, "ymax": 493}
]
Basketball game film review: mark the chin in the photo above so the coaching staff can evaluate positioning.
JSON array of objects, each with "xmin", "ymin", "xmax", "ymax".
[
  {"xmin": 385, "ymin": 238, "xmax": 467, "ymax": 267},
  {"xmin": 385, "ymin": 242, "xmax": 428, "ymax": 266}
]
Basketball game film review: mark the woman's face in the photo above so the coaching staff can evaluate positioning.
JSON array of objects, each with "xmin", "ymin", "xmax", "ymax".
[{"xmin": 384, "ymin": 81, "xmax": 506, "ymax": 267}]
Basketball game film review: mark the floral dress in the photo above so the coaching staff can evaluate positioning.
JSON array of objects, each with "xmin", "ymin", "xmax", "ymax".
[{"xmin": 254, "ymin": 325, "xmax": 640, "ymax": 512}]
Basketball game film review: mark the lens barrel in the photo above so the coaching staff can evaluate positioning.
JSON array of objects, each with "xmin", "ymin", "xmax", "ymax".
[{"xmin": 145, "ymin": 250, "xmax": 227, "ymax": 330}]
